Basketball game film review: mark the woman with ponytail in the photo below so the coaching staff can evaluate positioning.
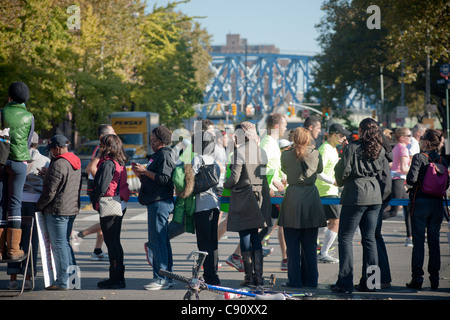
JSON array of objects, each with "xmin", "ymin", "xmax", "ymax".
[
  {"xmin": 331, "ymin": 118, "xmax": 385, "ymax": 293},
  {"xmin": 278, "ymin": 127, "xmax": 327, "ymax": 288}
]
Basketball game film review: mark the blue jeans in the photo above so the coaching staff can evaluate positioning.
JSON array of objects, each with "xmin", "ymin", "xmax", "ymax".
[
  {"xmin": 0, "ymin": 160, "xmax": 28, "ymax": 228},
  {"xmin": 410, "ymin": 197, "xmax": 444, "ymax": 284},
  {"xmin": 283, "ymin": 227, "xmax": 319, "ymax": 288},
  {"xmin": 375, "ymin": 200, "xmax": 392, "ymax": 284},
  {"xmin": 147, "ymin": 199, "xmax": 174, "ymax": 281},
  {"xmin": 239, "ymin": 228, "xmax": 262, "ymax": 253},
  {"xmin": 336, "ymin": 204, "xmax": 380, "ymax": 290},
  {"xmin": 45, "ymin": 214, "xmax": 77, "ymax": 288}
]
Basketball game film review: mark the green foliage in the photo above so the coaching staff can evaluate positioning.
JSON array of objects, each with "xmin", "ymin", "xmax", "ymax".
[
  {"xmin": 313, "ymin": 0, "xmax": 449, "ymax": 123},
  {"xmin": 0, "ymin": 0, "xmax": 211, "ymax": 140}
]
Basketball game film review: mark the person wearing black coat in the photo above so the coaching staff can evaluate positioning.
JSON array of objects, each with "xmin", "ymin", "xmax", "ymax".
[
  {"xmin": 132, "ymin": 126, "xmax": 176, "ymax": 290},
  {"xmin": 406, "ymin": 129, "xmax": 449, "ymax": 290},
  {"xmin": 332, "ymin": 118, "xmax": 385, "ymax": 293}
]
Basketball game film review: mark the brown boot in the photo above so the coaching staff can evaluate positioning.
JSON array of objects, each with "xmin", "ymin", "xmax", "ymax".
[
  {"xmin": 0, "ymin": 228, "xmax": 6, "ymax": 261},
  {"xmin": 7, "ymin": 228, "xmax": 25, "ymax": 261}
]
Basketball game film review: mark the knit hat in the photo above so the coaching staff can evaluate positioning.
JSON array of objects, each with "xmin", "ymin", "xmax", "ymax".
[
  {"xmin": 8, "ymin": 82, "xmax": 29, "ymax": 103},
  {"xmin": 240, "ymin": 121, "xmax": 259, "ymax": 143}
]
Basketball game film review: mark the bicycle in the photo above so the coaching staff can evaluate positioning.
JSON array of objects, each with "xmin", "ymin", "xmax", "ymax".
[{"xmin": 158, "ymin": 250, "xmax": 314, "ymax": 300}]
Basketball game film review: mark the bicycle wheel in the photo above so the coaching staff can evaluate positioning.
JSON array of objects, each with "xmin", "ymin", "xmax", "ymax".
[{"xmin": 159, "ymin": 269, "xmax": 191, "ymax": 284}]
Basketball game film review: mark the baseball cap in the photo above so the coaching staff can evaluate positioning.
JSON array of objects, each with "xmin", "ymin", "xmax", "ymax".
[
  {"xmin": 279, "ymin": 139, "xmax": 293, "ymax": 149},
  {"xmin": 46, "ymin": 134, "xmax": 70, "ymax": 151},
  {"xmin": 31, "ymin": 132, "xmax": 39, "ymax": 144},
  {"xmin": 328, "ymin": 123, "xmax": 351, "ymax": 136}
]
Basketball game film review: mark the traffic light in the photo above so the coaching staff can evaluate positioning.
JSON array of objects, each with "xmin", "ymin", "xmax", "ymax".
[
  {"xmin": 216, "ymin": 103, "xmax": 221, "ymax": 113},
  {"xmin": 287, "ymin": 106, "xmax": 295, "ymax": 118},
  {"xmin": 231, "ymin": 103, "xmax": 237, "ymax": 116},
  {"xmin": 322, "ymin": 107, "xmax": 331, "ymax": 117},
  {"xmin": 372, "ymin": 110, "xmax": 376, "ymax": 118}
]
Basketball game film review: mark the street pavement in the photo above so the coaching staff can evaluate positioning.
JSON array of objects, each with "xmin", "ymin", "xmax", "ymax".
[{"xmin": 1, "ymin": 198, "xmax": 449, "ymax": 305}]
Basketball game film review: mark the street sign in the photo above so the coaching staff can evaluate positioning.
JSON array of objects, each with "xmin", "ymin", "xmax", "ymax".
[
  {"xmin": 302, "ymin": 109, "xmax": 310, "ymax": 118},
  {"xmin": 396, "ymin": 106, "xmax": 409, "ymax": 118},
  {"xmin": 440, "ymin": 64, "xmax": 450, "ymax": 78}
]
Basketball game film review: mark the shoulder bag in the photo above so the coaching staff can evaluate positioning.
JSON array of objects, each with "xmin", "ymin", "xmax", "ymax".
[
  {"xmin": 193, "ymin": 156, "xmax": 219, "ymax": 194},
  {"xmin": 98, "ymin": 165, "xmax": 123, "ymax": 218}
]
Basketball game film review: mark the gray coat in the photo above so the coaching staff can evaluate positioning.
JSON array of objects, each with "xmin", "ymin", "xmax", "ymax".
[
  {"xmin": 278, "ymin": 146, "xmax": 327, "ymax": 229},
  {"xmin": 37, "ymin": 153, "xmax": 82, "ymax": 216},
  {"xmin": 223, "ymin": 140, "xmax": 272, "ymax": 232}
]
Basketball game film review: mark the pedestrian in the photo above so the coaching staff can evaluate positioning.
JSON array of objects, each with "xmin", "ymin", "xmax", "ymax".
[
  {"xmin": 90, "ymin": 134, "xmax": 131, "ymax": 289},
  {"xmin": 375, "ymin": 130, "xmax": 394, "ymax": 289},
  {"xmin": 7, "ymin": 132, "xmax": 49, "ymax": 290},
  {"xmin": 36, "ymin": 135, "xmax": 82, "ymax": 290},
  {"xmin": 406, "ymin": 129, "xmax": 449, "ymax": 290},
  {"xmin": 0, "ymin": 81, "xmax": 35, "ymax": 261},
  {"xmin": 316, "ymin": 123, "xmax": 351, "ymax": 264},
  {"xmin": 259, "ymin": 113, "xmax": 288, "ymax": 268},
  {"xmin": 303, "ymin": 115, "xmax": 322, "ymax": 146},
  {"xmin": 72, "ymin": 124, "xmax": 116, "ymax": 260},
  {"xmin": 278, "ymin": 127, "xmax": 327, "ymax": 288},
  {"xmin": 224, "ymin": 122, "xmax": 272, "ymax": 286},
  {"xmin": 386, "ymin": 127, "xmax": 412, "ymax": 247},
  {"xmin": 191, "ymin": 128, "xmax": 221, "ymax": 285},
  {"xmin": 132, "ymin": 126, "xmax": 175, "ymax": 290},
  {"xmin": 407, "ymin": 124, "xmax": 426, "ymax": 159},
  {"xmin": 332, "ymin": 118, "xmax": 384, "ymax": 293}
]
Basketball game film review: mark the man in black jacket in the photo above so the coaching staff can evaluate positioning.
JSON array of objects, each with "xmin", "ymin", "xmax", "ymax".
[{"xmin": 132, "ymin": 126, "xmax": 175, "ymax": 290}]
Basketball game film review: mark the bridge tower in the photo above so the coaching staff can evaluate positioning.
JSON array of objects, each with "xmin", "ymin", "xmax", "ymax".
[{"xmin": 201, "ymin": 52, "xmax": 315, "ymax": 119}]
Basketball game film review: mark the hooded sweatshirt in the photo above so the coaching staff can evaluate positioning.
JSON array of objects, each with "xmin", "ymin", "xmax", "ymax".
[
  {"xmin": 36, "ymin": 152, "xmax": 82, "ymax": 216},
  {"xmin": 22, "ymin": 148, "xmax": 51, "ymax": 202}
]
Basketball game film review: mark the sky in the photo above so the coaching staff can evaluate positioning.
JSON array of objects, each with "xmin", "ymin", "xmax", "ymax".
[{"xmin": 148, "ymin": 0, "xmax": 324, "ymax": 54}]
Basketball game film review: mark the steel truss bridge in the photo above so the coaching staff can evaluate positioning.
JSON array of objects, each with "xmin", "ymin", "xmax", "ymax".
[
  {"xmin": 196, "ymin": 52, "xmax": 378, "ymax": 121},
  {"xmin": 198, "ymin": 52, "xmax": 315, "ymax": 119}
]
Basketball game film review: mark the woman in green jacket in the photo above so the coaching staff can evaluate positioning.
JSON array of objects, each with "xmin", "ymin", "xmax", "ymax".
[{"xmin": 0, "ymin": 82, "xmax": 34, "ymax": 261}]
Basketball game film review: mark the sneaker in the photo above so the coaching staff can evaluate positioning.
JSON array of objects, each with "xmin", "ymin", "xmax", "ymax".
[
  {"xmin": 262, "ymin": 247, "xmax": 273, "ymax": 257},
  {"xmin": 225, "ymin": 254, "xmax": 244, "ymax": 272},
  {"xmin": 71, "ymin": 231, "xmax": 83, "ymax": 253},
  {"xmin": 281, "ymin": 259, "xmax": 288, "ymax": 271},
  {"xmin": 317, "ymin": 253, "xmax": 339, "ymax": 264},
  {"xmin": 90, "ymin": 252, "xmax": 109, "ymax": 261},
  {"xmin": 143, "ymin": 279, "xmax": 169, "ymax": 291},
  {"xmin": 144, "ymin": 242, "xmax": 153, "ymax": 266},
  {"xmin": 405, "ymin": 238, "xmax": 413, "ymax": 247}
]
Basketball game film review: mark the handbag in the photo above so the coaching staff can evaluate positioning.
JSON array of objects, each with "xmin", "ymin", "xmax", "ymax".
[
  {"xmin": 193, "ymin": 156, "xmax": 219, "ymax": 194},
  {"xmin": 98, "ymin": 195, "xmax": 123, "ymax": 218},
  {"xmin": 98, "ymin": 165, "xmax": 123, "ymax": 218}
]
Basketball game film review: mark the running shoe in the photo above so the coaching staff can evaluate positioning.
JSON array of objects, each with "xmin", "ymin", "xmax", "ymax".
[{"xmin": 225, "ymin": 254, "xmax": 244, "ymax": 272}]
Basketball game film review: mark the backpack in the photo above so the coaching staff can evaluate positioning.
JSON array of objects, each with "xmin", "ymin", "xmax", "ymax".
[{"xmin": 421, "ymin": 153, "xmax": 448, "ymax": 197}]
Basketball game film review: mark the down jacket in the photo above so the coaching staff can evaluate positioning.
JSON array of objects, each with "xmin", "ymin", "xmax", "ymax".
[{"xmin": 36, "ymin": 152, "xmax": 82, "ymax": 216}]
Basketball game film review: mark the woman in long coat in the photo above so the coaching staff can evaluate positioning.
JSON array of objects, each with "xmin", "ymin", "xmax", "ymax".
[
  {"xmin": 278, "ymin": 127, "xmax": 327, "ymax": 288},
  {"xmin": 224, "ymin": 121, "xmax": 271, "ymax": 286}
]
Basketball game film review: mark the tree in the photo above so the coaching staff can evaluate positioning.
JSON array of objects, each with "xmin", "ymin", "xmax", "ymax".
[
  {"xmin": 313, "ymin": 0, "xmax": 449, "ymax": 126},
  {"xmin": 133, "ymin": 4, "xmax": 209, "ymax": 127}
]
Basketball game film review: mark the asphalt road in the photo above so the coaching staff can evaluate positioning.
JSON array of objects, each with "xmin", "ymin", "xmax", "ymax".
[{"xmin": 1, "ymin": 198, "xmax": 449, "ymax": 312}]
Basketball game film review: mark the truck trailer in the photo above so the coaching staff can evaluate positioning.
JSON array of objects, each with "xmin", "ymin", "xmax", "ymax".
[{"xmin": 109, "ymin": 112, "xmax": 159, "ymax": 161}]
